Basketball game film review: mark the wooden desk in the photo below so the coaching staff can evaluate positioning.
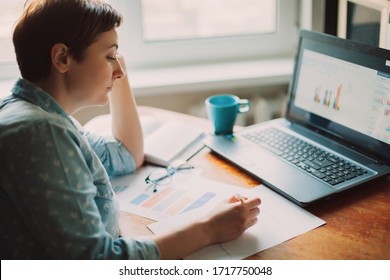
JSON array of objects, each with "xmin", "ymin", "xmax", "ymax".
[{"xmin": 119, "ymin": 106, "xmax": 390, "ymax": 260}]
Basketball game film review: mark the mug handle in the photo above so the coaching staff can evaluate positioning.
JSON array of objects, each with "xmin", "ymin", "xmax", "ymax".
[{"xmin": 238, "ymin": 99, "xmax": 250, "ymax": 113}]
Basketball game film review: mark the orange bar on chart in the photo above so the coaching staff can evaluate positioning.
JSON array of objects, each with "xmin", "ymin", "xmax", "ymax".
[
  {"xmin": 141, "ymin": 187, "xmax": 173, "ymax": 208},
  {"xmin": 333, "ymin": 83, "xmax": 342, "ymax": 110}
]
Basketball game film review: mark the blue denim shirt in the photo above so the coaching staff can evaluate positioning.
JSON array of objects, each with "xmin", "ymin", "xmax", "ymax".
[{"xmin": 0, "ymin": 78, "xmax": 160, "ymax": 259}]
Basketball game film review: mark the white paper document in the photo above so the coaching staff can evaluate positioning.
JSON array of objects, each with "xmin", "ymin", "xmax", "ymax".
[
  {"xmin": 148, "ymin": 182, "xmax": 326, "ymax": 260},
  {"xmin": 111, "ymin": 167, "xmax": 241, "ymax": 221},
  {"xmin": 111, "ymin": 169, "xmax": 325, "ymax": 259}
]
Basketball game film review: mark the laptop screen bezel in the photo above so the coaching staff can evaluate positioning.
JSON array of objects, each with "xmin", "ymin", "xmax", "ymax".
[{"xmin": 286, "ymin": 30, "xmax": 390, "ymax": 163}]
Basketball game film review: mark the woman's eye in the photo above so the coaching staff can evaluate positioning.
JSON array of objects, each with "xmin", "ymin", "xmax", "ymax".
[{"xmin": 107, "ymin": 56, "xmax": 117, "ymax": 61}]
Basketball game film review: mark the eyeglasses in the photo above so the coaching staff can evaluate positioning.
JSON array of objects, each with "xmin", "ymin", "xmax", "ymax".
[{"xmin": 145, "ymin": 160, "xmax": 194, "ymax": 192}]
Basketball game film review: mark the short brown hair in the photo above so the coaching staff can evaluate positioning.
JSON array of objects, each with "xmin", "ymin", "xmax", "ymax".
[{"xmin": 13, "ymin": 0, "xmax": 123, "ymax": 81}]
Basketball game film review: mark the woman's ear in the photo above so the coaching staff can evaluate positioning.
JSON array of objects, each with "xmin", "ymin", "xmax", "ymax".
[{"xmin": 51, "ymin": 43, "xmax": 70, "ymax": 73}]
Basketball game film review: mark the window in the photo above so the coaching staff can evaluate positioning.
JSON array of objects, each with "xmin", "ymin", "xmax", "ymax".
[
  {"xmin": 338, "ymin": 0, "xmax": 390, "ymax": 49},
  {"xmin": 0, "ymin": 0, "xmax": 25, "ymax": 63},
  {"xmin": 112, "ymin": 0, "xmax": 300, "ymax": 69},
  {"xmin": 141, "ymin": 0, "xmax": 277, "ymax": 41},
  {"xmin": 347, "ymin": 2, "xmax": 381, "ymax": 46},
  {"xmin": 0, "ymin": 0, "xmax": 25, "ymax": 79}
]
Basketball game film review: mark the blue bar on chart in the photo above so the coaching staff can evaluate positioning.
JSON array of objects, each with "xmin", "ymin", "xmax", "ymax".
[
  {"xmin": 131, "ymin": 193, "xmax": 150, "ymax": 205},
  {"xmin": 181, "ymin": 192, "xmax": 216, "ymax": 213}
]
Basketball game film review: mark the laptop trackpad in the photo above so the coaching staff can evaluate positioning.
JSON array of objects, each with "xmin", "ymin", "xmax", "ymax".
[
  {"xmin": 226, "ymin": 146, "xmax": 273, "ymax": 166},
  {"xmin": 250, "ymin": 158, "xmax": 334, "ymax": 204}
]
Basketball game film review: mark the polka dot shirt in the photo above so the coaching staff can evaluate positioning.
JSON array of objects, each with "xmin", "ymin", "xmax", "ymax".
[{"xmin": 0, "ymin": 78, "xmax": 160, "ymax": 259}]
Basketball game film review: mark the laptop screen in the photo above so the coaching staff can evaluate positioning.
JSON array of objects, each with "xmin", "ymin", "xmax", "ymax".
[
  {"xmin": 288, "ymin": 30, "xmax": 390, "ymax": 162},
  {"xmin": 295, "ymin": 49, "xmax": 390, "ymax": 145}
]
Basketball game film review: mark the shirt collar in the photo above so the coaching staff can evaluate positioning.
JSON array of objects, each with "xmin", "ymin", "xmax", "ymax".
[{"xmin": 11, "ymin": 78, "xmax": 69, "ymax": 120}]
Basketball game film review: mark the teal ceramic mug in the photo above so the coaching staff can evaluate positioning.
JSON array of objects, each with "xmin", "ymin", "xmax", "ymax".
[{"xmin": 205, "ymin": 94, "xmax": 250, "ymax": 135}]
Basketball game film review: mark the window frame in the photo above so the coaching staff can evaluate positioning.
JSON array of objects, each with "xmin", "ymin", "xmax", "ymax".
[
  {"xmin": 337, "ymin": 0, "xmax": 390, "ymax": 49},
  {"xmin": 112, "ymin": 0, "xmax": 301, "ymax": 70}
]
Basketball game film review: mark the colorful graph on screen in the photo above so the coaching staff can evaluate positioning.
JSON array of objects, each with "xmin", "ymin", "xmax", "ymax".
[
  {"xmin": 374, "ymin": 92, "xmax": 390, "ymax": 116},
  {"xmin": 373, "ymin": 92, "xmax": 386, "ymax": 105},
  {"xmin": 385, "ymin": 99, "xmax": 390, "ymax": 116},
  {"xmin": 313, "ymin": 83, "xmax": 342, "ymax": 111}
]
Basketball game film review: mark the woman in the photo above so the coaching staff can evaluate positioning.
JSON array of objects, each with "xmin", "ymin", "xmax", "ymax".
[{"xmin": 0, "ymin": 0, "xmax": 261, "ymax": 259}]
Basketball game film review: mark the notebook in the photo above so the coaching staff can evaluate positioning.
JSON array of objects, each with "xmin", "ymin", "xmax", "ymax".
[
  {"xmin": 144, "ymin": 119, "xmax": 205, "ymax": 166},
  {"xmin": 84, "ymin": 115, "xmax": 205, "ymax": 167},
  {"xmin": 203, "ymin": 30, "xmax": 390, "ymax": 206}
]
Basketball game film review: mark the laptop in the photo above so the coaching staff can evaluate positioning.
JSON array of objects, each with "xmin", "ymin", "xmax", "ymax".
[{"xmin": 203, "ymin": 30, "xmax": 390, "ymax": 206}]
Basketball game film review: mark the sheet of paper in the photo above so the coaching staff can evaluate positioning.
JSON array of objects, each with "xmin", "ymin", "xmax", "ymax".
[
  {"xmin": 110, "ymin": 168, "xmax": 244, "ymax": 221},
  {"xmin": 149, "ymin": 183, "xmax": 326, "ymax": 260}
]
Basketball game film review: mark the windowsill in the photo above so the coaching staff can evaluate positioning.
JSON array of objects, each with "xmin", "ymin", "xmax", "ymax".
[
  {"xmin": 129, "ymin": 58, "xmax": 294, "ymax": 96},
  {"xmin": 0, "ymin": 58, "xmax": 294, "ymax": 99}
]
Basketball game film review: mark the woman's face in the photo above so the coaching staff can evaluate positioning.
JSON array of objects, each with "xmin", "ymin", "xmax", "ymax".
[{"xmin": 66, "ymin": 28, "xmax": 125, "ymax": 110}]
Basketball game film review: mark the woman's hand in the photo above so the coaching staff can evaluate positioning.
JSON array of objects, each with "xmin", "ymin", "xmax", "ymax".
[
  {"xmin": 203, "ymin": 196, "xmax": 261, "ymax": 244},
  {"xmin": 154, "ymin": 194, "xmax": 261, "ymax": 259}
]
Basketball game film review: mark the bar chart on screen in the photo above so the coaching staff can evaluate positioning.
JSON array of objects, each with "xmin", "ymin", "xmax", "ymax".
[{"xmin": 313, "ymin": 83, "xmax": 342, "ymax": 110}]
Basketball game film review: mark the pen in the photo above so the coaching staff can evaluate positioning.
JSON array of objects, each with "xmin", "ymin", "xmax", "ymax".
[{"xmin": 233, "ymin": 193, "xmax": 245, "ymax": 204}]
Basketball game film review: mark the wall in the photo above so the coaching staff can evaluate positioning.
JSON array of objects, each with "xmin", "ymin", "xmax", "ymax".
[{"xmin": 73, "ymin": 83, "xmax": 289, "ymax": 126}]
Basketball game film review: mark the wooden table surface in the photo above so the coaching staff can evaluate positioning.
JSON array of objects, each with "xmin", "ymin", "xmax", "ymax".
[{"xmin": 119, "ymin": 106, "xmax": 390, "ymax": 260}]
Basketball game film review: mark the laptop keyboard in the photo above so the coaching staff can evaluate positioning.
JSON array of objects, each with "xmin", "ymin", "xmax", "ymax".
[{"xmin": 243, "ymin": 127, "xmax": 368, "ymax": 186}]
